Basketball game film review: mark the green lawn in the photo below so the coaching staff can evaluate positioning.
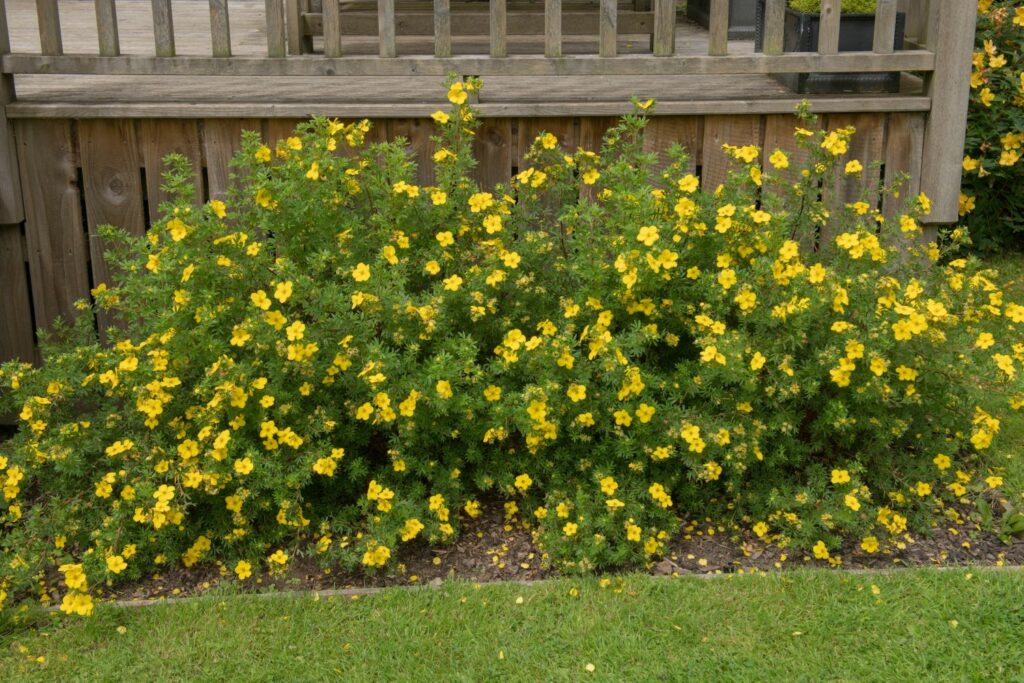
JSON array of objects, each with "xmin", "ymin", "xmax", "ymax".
[{"xmin": 2, "ymin": 569, "xmax": 1023, "ymax": 681}]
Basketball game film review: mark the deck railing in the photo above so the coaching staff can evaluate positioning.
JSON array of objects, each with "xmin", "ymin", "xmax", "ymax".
[{"xmin": 0, "ymin": 0, "xmax": 977, "ymax": 223}]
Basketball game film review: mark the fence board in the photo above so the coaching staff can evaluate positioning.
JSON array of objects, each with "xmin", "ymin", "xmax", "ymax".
[
  {"xmin": 643, "ymin": 115, "xmax": 701, "ymax": 178},
  {"xmin": 708, "ymin": 0, "xmax": 728, "ymax": 56},
  {"xmin": 203, "ymin": 118, "xmax": 260, "ymax": 200},
  {"xmin": 882, "ymin": 111, "xmax": 924, "ymax": 219},
  {"xmin": 818, "ymin": 0, "xmax": 840, "ymax": 55},
  {"xmin": 434, "ymin": 0, "xmax": 451, "ymax": 57},
  {"xmin": 490, "ymin": 0, "xmax": 507, "ymax": 58},
  {"xmin": 16, "ymin": 119, "xmax": 90, "ymax": 333},
  {"xmin": 825, "ymin": 113, "xmax": 885, "ymax": 211},
  {"xmin": 652, "ymin": 0, "xmax": 673, "ymax": 56},
  {"xmin": 471, "ymin": 117, "xmax": 512, "ymax": 190},
  {"xmin": 323, "ymin": 0, "xmax": 342, "ymax": 57},
  {"xmin": 138, "ymin": 119, "xmax": 203, "ymax": 221},
  {"xmin": 599, "ymin": 0, "xmax": 615, "ymax": 58},
  {"xmin": 873, "ymin": 0, "xmax": 897, "ymax": 54},
  {"xmin": 700, "ymin": 114, "xmax": 761, "ymax": 190},
  {"xmin": 151, "ymin": 0, "xmax": 175, "ymax": 57},
  {"xmin": 0, "ymin": 223, "xmax": 34, "ymax": 362},
  {"xmin": 35, "ymin": 0, "xmax": 62, "ymax": 55},
  {"xmin": 379, "ymin": 0, "xmax": 397, "ymax": 57},
  {"xmin": 545, "ymin": 0, "xmax": 562, "ymax": 58},
  {"xmin": 387, "ymin": 118, "xmax": 435, "ymax": 186},
  {"xmin": 79, "ymin": 119, "xmax": 145, "ymax": 336},
  {"xmin": 762, "ymin": 0, "xmax": 785, "ymax": 55},
  {"xmin": 265, "ymin": 0, "xmax": 286, "ymax": 57}
]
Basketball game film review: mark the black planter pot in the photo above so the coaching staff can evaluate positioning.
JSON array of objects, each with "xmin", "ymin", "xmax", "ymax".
[
  {"xmin": 753, "ymin": 0, "xmax": 906, "ymax": 94},
  {"xmin": 687, "ymin": 0, "xmax": 758, "ymax": 40}
]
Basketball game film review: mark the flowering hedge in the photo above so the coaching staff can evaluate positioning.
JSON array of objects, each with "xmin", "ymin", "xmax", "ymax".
[
  {"xmin": 961, "ymin": 0, "xmax": 1024, "ymax": 249},
  {"xmin": 1, "ymin": 78, "xmax": 1022, "ymax": 617}
]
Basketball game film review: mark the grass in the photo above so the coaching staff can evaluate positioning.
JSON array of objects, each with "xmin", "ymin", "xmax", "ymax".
[{"xmin": 2, "ymin": 568, "xmax": 1024, "ymax": 681}]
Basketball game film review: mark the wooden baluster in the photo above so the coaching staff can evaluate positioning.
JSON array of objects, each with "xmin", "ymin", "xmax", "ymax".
[
  {"xmin": 324, "ymin": 0, "xmax": 342, "ymax": 57},
  {"xmin": 151, "ymin": 0, "xmax": 175, "ymax": 57},
  {"xmin": 762, "ymin": 0, "xmax": 784, "ymax": 56},
  {"xmin": 0, "ymin": 0, "xmax": 25, "ymax": 226},
  {"xmin": 546, "ymin": 0, "xmax": 562, "ymax": 58},
  {"xmin": 490, "ymin": 0, "xmax": 507, "ymax": 58},
  {"xmin": 708, "ymin": 0, "xmax": 728, "ymax": 56},
  {"xmin": 598, "ymin": 0, "xmax": 615, "ymax": 58},
  {"xmin": 95, "ymin": 0, "xmax": 120, "ymax": 56},
  {"xmin": 379, "ymin": 0, "xmax": 396, "ymax": 57},
  {"xmin": 36, "ymin": 0, "xmax": 63, "ymax": 56},
  {"xmin": 434, "ymin": 0, "xmax": 451, "ymax": 58},
  {"xmin": 818, "ymin": 0, "xmax": 840, "ymax": 55},
  {"xmin": 209, "ymin": 0, "xmax": 231, "ymax": 57},
  {"xmin": 652, "ymin": 0, "xmax": 674, "ymax": 56},
  {"xmin": 873, "ymin": 0, "xmax": 897, "ymax": 54},
  {"xmin": 265, "ymin": 0, "xmax": 286, "ymax": 57}
]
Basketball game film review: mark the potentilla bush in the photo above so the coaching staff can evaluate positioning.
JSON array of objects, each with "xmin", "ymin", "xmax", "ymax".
[
  {"xmin": 1, "ymin": 77, "xmax": 1022, "ymax": 616},
  {"xmin": 961, "ymin": 0, "xmax": 1024, "ymax": 250}
]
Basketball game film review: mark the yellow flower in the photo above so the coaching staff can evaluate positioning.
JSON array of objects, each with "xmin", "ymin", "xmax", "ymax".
[
  {"xmin": 431, "ymin": 110, "xmax": 450, "ymax": 124},
  {"xmin": 209, "ymin": 199, "xmax": 227, "ymax": 218},
  {"xmin": 274, "ymin": 280, "xmax": 293, "ymax": 303},
  {"xmin": 106, "ymin": 555, "xmax": 127, "ymax": 573},
  {"xmin": 436, "ymin": 231, "xmax": 455, "ymax": 247},
  {"xmin": 484, "ymin": 385, "xmax": 502, "ymax": 401},
  {"xmin": 305, "ymin": 162, "xmax": 320, "ymax": 180},
  {"xmin": 844, "ymin": 494, "xmax": 861, "ymax": 511},
  {"xmin": 599, "ymin": 476, "xmax": 618, "ymax": 496},
  {"xmin": 916, "ymin": 482, "xmax": 932, "ymax": 497},
  {"xmin": 234, "ymin": 560, "xmax": 252, "ymax": 580},
  {"xmin": 844, "ymin": 160, "xmax": 863, "ymax": 174},
  {"xmin": 635, "ymin": 403, "xmax": 655, "ymax": 423},
  {"xmin": 268, "ymin": 549, "xmax": 289, "ymax": 565},
  {"xmin": 167, "ymin": 218, "xmax": 188, "ymax": 241},
  {"xmin": 860, "ymin": 536, "xmax": 879, "ymax": 554},
  {"xmin": 768, "ymin": 150, "xmax": 789, "ymax": 169},
  {"xmin": 514, "ymin": 473, "xmax": 533, "ymax": 492},
  {"xmin": 637, "ymin": 226, "xmax": 659, "ymax": 246},
  {"xmin": 563, "ymin": 522, "xmax": 578, "ymax": 536},
  {"xmin": 812, "ymin": 541, "xmax": 830, "ymax": 560},
  {"xmin": 436, "ymin": 380, "xmax": 453, "ymax": 399},
  {"xmin": 234, "ymin": 457, "xmax": 254, "ymax": 475},
  {"xmin": 442, "ymin": 274, "xmax": 463, "ymax": 291},
  {"xmin": 831, "ymin": 469, "xmax": 851, "ymax": 484},
  {"xmin": 933, "ymin": 454, "xmax": 951, "ymax": 471},
  {"xmin": 431, "ymin": 191, "xmax": 447, "ymax": 206},
  {"xmin": 567, "ymin": 384, "xmax": 587, "ymax": 402},
  {"xmin": 352, "ymin": 263, "xmax": 371, "ymax": 282}
]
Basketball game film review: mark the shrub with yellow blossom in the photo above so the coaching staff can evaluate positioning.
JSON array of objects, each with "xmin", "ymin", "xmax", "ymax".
[
  {"xmin": 0, "ymin": 76, "xmax": 1021, "ymax": 613},
  {"xmin": 961, "ymin": 1, "xmax": 1024, "ymax": 248}
]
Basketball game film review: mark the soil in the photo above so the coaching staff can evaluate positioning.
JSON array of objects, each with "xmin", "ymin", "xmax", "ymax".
[{"xmin": 102, "ymin": 500, "xmax": 1024, "ymax": 604}]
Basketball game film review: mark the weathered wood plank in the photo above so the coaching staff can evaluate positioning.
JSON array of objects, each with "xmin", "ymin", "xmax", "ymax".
[
  {"xmin": 598, "ymin": 0, "xmax": 615, "ymax": 58},
  {"xmin": 15, "ymin": 119, "xmax": 90, "ymax": 333},
  {"xmin": 708, "ymin": 0, "xmax": 728, "ymax": 56},
  {"xmin": 95, "ymin": 0, "xmax": 120, "ymax": 57},
  {"xmin": 1, "ymin": 52, "xmax": 937, "ymax": 77},
  {"xmin": 919, "ymin": 2, "xmax": 974, "ymax": 223},
  {"xmin": 0, "ymin": 0, "xmax": 24, "ymax": 224},
  {"xmin": 379, "ymin": 0, "xmax": 397, "ymax": 57},
  {"xmin": 700, "ymin": 114, "xmax": 761, "ymax": 190},
  {"xmin": 322, "ymin": 0, "xmax": 342, "ymax": 56},
  {"xmin": 825, "ymin": 112, "xmax": 884, "ymax": 211},
  {"xmin": 471, "ymin": 116, "xmax": 511, "ymax": 190},
  {"xmin": 209, "ymin": 0, "xmax": 231, "ymax": 57},
  {"xmin": 151, "ymin": 0, "xmax": 175, "ymax": 57},
  {"xmin": 882, "ymin": 111, "xmax": 925, "ymax": 220},
  {"xmin": 138, "ymin": 119, "xmax": 203, "ymax": 221},
  {"xmin": 78, "ymin": 119, "xmax": 146, "ymax": 336},
  {"xmin": 0, "ymin": 223, "xmax": 35, "ymax": 363},
  {"xmin": 818, "ymin": 0, "xmax": 840, "ymax": 55},
  {"xmin": 36, "ymin": 0, "xmax": 62, "ymax": 55},
  {"xmin": 285, "ymin": 0, "xmax": 303, "ymax": 54},
  {"xmin": 762, "ymin": 0, "xmax": 784, "ymax": 56},
  {"xmin": 301, "ymin": 10, "xmax": 654, "ymax": 37},
  {"xmin": 643, "ymin": 115, "xmax": 702, "ymax": 177},
  {"xmin": 490, "ymin": 0, "xmax": 507, "ymax": 58},
  {"xmin": 387, "ymin": 118, "xmax": 435, "ymax": 186},
  {"xmin": 265, "ymin": 0, "xmax": 286, "ymax": 57},
  {"xmin": 203, "ymin": 118, "xmax": 259, "ymax": 200},
  {"xmin": 652, "ymin": 0, "xmax": 673, "ymax": 56},
  {"xmin": 873, "ymin": 0, "xmax": 897, "ymax": 54},
  {"xmin": 545, "ymin": 0, "xmax": 561, "ymax": 58},
  {"xmin": 433, "ymin": 0, "xmax": 451, "ymax": 57}
]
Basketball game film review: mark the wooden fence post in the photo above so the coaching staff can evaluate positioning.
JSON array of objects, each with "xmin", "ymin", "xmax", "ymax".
[
  {"xmin": 919, "ymin": 3, "xmax": 976, "ymax": 224},
  {"xmin": 0, "ymin": 0, "xmax": 24, "ymax": 225}
]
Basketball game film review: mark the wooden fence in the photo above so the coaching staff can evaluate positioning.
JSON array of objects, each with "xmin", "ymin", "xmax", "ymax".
[{"xmin": 0, "ymin": 0, "xmax": 978, "ymax": 368}]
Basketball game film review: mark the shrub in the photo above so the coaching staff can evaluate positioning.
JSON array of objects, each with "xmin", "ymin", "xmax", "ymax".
[
  {"xmin": 787, "ymin": 0, "xmax": 877, "ymax": 14},
  {"xmin": 961, "ymin": 1, "xmax": 1024, "ymax": 250},
  {"xmin": 1, "ymin": 78, "xmax": 1021, "ymax": 616}
]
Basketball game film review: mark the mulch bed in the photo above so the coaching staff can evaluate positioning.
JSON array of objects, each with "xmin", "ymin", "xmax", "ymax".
[{"xmin": 101, "ymin": 500, "xmax": 1024, "ymax": 604}]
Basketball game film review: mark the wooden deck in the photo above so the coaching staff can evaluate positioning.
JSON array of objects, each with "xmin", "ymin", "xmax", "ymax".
[{"xmin": 6, "ymin": 0, "xmax": 927, "ymax": 117}]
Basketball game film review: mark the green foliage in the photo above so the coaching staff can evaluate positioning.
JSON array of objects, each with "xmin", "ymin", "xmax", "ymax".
[
  {"xmin": 787, "ymin": 0, "xmax": 877, "ymax": 14},
  {"xmin": 1, "ymin": 77, "xmax": 1022, "ymax": 615},
  {"xmin": 960, "ymin": 1, "xmax": 1024, "ymax": 251}
]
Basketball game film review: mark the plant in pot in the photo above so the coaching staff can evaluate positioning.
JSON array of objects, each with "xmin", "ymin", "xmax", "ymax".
[
  {"xmin": 686, "ymin": 0, "xmax": 759, "ymax": 40},
  {"xmin": 754, "ymin": 0, "xmax": 906, "ymax": 94}
]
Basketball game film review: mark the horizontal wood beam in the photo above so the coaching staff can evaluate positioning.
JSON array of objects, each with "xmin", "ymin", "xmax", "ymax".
[
  {"xmin": 299, "ymin": 10, "xmax": 655, "ymax": 37},
  {"xmin": 1, "ymin": 51, "xmax": 936, "ymax": 77},
  {"xmin": 4, "ymin": 97, "xmax": 932, "ymax": 119}
]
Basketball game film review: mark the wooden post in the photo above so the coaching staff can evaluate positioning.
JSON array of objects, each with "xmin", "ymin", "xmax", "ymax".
[
  {"xmin": 708, "ymin": 0, "xmax": 728, "ymax": 56},
  {"xmin": 285, "ymin": 0, "xmax": 304, "ymax": 54},
  {"xmin": 598, "ymin": 0, "xmax": 615, "ymax": 58},
  {"xmin": 873, "ymin": 0, "xmax": 897, "ymax": 54},
  {"xmin": 36, "ymin": 0, "xmax": 63, "ymax": 55},
  {"xmin": 0, "ymin": 0, "xmax": 24, "ymax": 225},
  {"xmin": 209, "ymin": 0, "xmax": 232, "ymax": 57},
  {"xmin": 95, "ymin": 0, "xmax": 120, "ymax": 56},
  {"xmin": 151, "ymin": 0, "xmax": 175, "ymax": 57},
  {"xmin": 652, "ymin": 0, "xmax": 674, "ymax": 56},
  {"xmin": 762, "ymin": 0, "xmax": 784, "ymax": 56},
  {"xmin": 490, "ymin": 0, "xmax": 507, "ymax": 58},
  {"xmin": 546, "ymin": 0, "xmax": 562, "ymax": 58},
  {"xmin": 818, "ymin": 0, "xmax": 840, "ymax": 55},
  {"xmin": 919, "ymin": 2, "xmax": 976, "ymax": 223},
  {"xmin": 378, "ymin": 0, "xmax": 396, "ymax": 57},
  {"xmin": 434, "ymin": 0, "xmax": 451, "ymax": 58},
  {"xmin": 265, "ymin": 0, "xmax": 286, "ymax": 57},
  {"xmin": 324, "ymin": 0, "xmax": 342, "ymax": 57}
]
